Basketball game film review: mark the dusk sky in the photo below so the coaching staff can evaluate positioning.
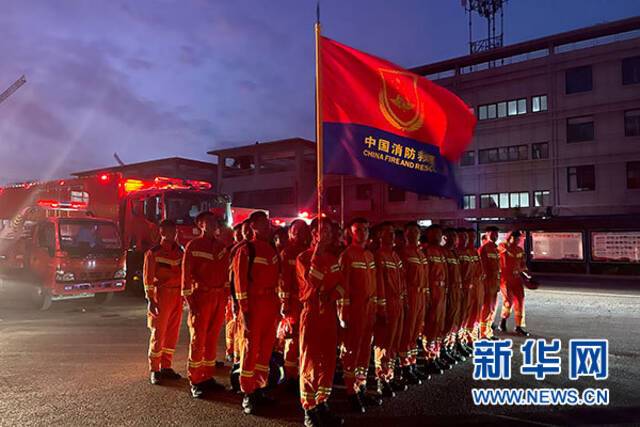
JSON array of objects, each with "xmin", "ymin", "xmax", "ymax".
[{"xmin": 1, "ymin": 0, "xmax": 639, "ymax": 184}]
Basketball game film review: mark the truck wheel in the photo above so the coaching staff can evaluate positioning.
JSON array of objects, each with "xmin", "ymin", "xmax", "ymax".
[
  {"xmin": 31, "ymin": 286, "xmax": 52, "ymax": 311},
  {"xmin": 94, "ymin": 292, "xmax": 114, "ymax": 305}
]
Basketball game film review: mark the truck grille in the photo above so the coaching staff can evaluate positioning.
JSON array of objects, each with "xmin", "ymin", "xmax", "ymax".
[{"xmin": 75, "ymin": 271, "xmax": 114, "ymax": 282}]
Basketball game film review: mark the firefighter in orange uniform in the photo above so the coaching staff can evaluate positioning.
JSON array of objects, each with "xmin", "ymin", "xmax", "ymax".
[
  {"xmin": 498, "ymin": 230, "xmax": 530, "ymax": 336},
  {"xmin": 234, "ymin": 211, "xmax": 283, "ymax": 415},
  {"xmin": 144, "ymin": 219, "xmax": 184, "ymax": 385},
  {"xmin": 374, "ymin": 222, "xmax": 408, "ymax": 398},
  {"xmin": 462, "ymin": 228, "xmax": 485, "ymax": 346},
  {"xmin": 279, "ymin": 219, "xmax": 311, "ymax": 390},
  {"xmin": 399, "ymin": 221, "xmax": 429, "ymax": 384},
  {"xmin": 224, "ymin": 223, "xmax": 244, "ymax": 363},
  {"xmin": 454, "ymin": 228, "xmax": 475, "ymax": 354},
  {"xmin": 340, "ymin": 217, "xmax": 382, "ymax": 413},
  {"xmin": 297, "ymin": 218, "xmax": 345, "ymax": 427},
  {"xmin": 478, "ymin": 226, "xmax": 501, "ymax": 340},
  {"xmin": 441, "ymin": 229, "xmax": 466, "ymax": 363},
  {"xmin": 182, "ymin": 212, "xmax": 229, "ymax": 398},
  {"xmin": 421, "ymin": 224, "xmax": 449, "ymax": 374}
]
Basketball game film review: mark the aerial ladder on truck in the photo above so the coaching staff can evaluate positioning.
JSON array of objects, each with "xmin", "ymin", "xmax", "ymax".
[{"xmin": 0, "ymin": 75, "xmax": 27, "ymax": 107}]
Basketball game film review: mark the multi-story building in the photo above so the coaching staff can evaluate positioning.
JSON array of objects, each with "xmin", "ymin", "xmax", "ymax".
[{"xmin": 208, "ymin": 138, "xmax": 317, "ymax": 218}]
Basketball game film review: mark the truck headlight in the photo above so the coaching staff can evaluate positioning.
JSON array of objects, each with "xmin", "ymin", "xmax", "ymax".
[
  {"xmin": 56, "ymin": 271, "xmax": 75, "ymax": 282},
  {"xmin": 114, "ymin": 269, "xmax": 127, "ymax": 279}
]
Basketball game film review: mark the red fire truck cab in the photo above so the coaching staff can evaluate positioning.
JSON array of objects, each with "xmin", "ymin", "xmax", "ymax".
[{"xmin": 0, "ymin": 200, "xmax": 126, "ymax": 310}]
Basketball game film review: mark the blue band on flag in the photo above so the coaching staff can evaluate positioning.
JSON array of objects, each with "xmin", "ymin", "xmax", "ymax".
[{"xmin": 323, "ymin": 122, "xmax": 461, "ymax": 200}]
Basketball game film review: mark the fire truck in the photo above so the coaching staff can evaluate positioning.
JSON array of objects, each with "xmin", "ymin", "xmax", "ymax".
[
  {"xmin": 0, "ymin": 173, "xmax": 231, "ymax": 294},
  {"xmin": 0, "ymin": 199, "xmax": 126, "ymax": 310}
]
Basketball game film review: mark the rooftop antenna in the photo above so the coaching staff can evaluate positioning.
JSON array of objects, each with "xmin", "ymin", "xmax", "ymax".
[{"xmin": 463, "ymin": 0, "xmax": 506, "ymax": 66}]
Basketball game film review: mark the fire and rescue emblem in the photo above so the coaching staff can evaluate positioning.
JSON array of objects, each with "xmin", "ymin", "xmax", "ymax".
[{"xmin": 378, "ymin": 68, "xmax": 424, "ymax": 132}]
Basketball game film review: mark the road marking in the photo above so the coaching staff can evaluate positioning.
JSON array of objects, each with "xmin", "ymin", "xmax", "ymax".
[{"xmin": 539, "ymin": 289, "xmax": 640, "ymax": 299}]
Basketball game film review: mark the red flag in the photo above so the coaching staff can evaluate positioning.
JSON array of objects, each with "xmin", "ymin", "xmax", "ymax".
[{"xmin": 321, "ymin": 36, "xmax": 475, "ymax": 161}]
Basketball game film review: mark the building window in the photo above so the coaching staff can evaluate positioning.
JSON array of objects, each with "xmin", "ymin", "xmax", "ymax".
[
  {"xmin": 622, "ymin": 56, "xmax": 640, "ymax": 85},
  {"xmin": 479, "ymin": 144, "xmax": 528, "ymax": 164},
  {"xmin": 568, "ymin": 165, "xmax": 595, "ymax": 192},
  {"xmin": 356, "ymin": 184, "xmax": 372, "ymax": 200},
  {"xmin": 463, "ymin": 194, "xmax": 476, "ymax": 210},
  {"xmin": 388, "ymin": 186, "xmax": 405, "ymax": 202},
  {"xmin": 478, "ymin": 105, "xmax": 487, "ymax": 120},
  {"xmin": 532, "ymin": 95, "xmax": 548, "ymax": 112},
  {"xmin": 487, "ymin": 104, "xmax": 497, "ymax": 119},
  {"xmin": 508, "ymin": 100, "xmax": 517, "ymax": 116},
  {"xmin": 624, "ymin": 110, "xmax": 640, "ymax": 137},
  {"xmin": 326, "ymin": 186, "xmax": 340, "ymax": 206},
  {"xmin": 517, "ymin": 98, "xmax": 527, "ymax": 115},
  {"xmin": 460, "ymin": 151, "xmax": 475, "ymax": 166},
  {"xmin": 222, "ymin": 155, "xmax": 256, "ymax": 177},
  {"xmin": 532, "ymin": 142, "xmax": 549, "ymax": 159},
  {"xmin": 628, "ymin": 161, "xmax": 640, "ymax": 189},
  {"xmin": 480, "ymin": 193, "xmax": 499, "ymax": 208},
  {"xmin": 497, "ymin": 101, "xmax": 507, "ymax": 118},
  {"xmin": 565, "ymin": 65, "xmax": 592, "ymax": 94},
  {"xmin": 534, "ymin": 190, "xmax": 551, "ymax": 207},
  {"xmin": 567, "ymin": 116, "xmax": 594, "ymax": 143},
  {"xmin": 259, "ymin": 150, "xmax": 295, "ymax": 174},
  {"xmin": 509, "ymin": 192, "xmax": 529, "ymax": 208}
]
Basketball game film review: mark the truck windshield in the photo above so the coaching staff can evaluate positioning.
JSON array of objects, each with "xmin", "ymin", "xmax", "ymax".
[
  {"xmin": 59, "ymin": 220, "xmax": 122, "ymax": 255},
  {"xmin": 165, "ymin": 192, "xmax": 229, "ymax": 226}
]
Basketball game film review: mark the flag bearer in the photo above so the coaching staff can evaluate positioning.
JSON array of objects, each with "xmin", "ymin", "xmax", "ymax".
[{"xmin": 144, "ymin": 219, "xmax": 184, "ymax": 385}]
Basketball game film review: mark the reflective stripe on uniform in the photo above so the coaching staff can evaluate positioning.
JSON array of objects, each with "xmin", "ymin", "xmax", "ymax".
[
  {"xmin": 192, "ymin": 251, "xmax": 214, "ymax": 260},
  {"xmin": 310, "ymin": 268, "xmax": 324, "ymax": 280},
  {"xmin": 236, "ymin": 292, "xmax": 248, "ymax": 300},
  {"xmin": 254, "ymin": 363, "xmax": 269, "ymax": 372},
  {"xmin": 254, "ymin": 257, "xmax": 269, "ymax": 265},
  {"xmin": 155, "ymin": 257, "xmax": 181, "ymax": 266}
]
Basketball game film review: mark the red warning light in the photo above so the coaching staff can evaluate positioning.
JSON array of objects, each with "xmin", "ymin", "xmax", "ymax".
[{"xmin": 99, "ymin": 174, "xmax": 110, "ymax": 183}]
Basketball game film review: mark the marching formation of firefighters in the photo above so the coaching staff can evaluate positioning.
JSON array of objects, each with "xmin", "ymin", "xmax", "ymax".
[{"xmin": 143, "ymin": 211, "xmax": 531, "ymax": 426}]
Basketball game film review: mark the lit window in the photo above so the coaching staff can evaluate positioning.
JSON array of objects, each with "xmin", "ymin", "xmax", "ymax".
[
  {"xmin": 463, "ymin": 195, "xmax": 477, "ymax": 209},
  {"xmin": 517, "ymin": 98, "xmax": 527, "ymax": 115},
  {"xmin": 478, "ymin": 105, "xmax": 488, "ymax": 120},
  {"xmin": 534, "ymin": 190, "xmax": 551, "ymax": 207},
  {"xmin": 497, "ymin": 102, "xmax": 507, "ymax": 118},
  {"xmin": 532, "ymin": 95, "xmax": 548, "ymax": 112},
  {"xmin": 508, "ymin": 100, "xmax": 518, "ymax": 116},
  {"xmin": 487, "ymin": 104, "xmax": 497, "ymax": 119}
]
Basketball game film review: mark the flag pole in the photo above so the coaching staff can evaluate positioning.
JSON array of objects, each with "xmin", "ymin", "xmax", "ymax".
[{"xmin": 314, "ymin": 2, "xmax": 323, "ymax": 225}]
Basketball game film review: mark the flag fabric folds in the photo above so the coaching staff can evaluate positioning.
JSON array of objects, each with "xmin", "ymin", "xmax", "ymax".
[{"xmin": 320, "ymin": 36, "xmax": 476, "ymax": 199}]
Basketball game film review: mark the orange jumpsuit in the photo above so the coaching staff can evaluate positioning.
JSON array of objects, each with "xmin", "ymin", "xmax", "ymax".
[
  {"xmin": 144, "ymin": 242, "xmax": 183, "ymax": 372},
  {"xmin": 443, "ymin": 248, "xmax": 463, "ymax": 348},
  {"xmin": 225, "ymin": 241, "xmax": 245, "ymax": 362},
  {"xmin": 339, "ymin": 245, "xmax": 378, "ymax": 395},
  {"xmin": 182, "ymin": 236, "xmax": 229, "ymax": 385},
  {"xmin": 280, "ymin": 244, "xmax": 308, "ymax": 380},
  {"xmin": 479, "ymin": 241, "xmax": 500, "ymax": 338},
  {"xmin": 297, "ymin": 248, "xmax": 344, "ymax": 410},
  {"xmin": 234, "ymin": 239, "xmax": 281, "ymax": 395},
  {"xmin": 463, "ymin": 246, "xmax": 484, "ymax": 343},
  {"xmin": 399, "ymin": 244, "xmax": 428, "ymax": 367},
  {"xmin": 499, "ymin": 243, "xmax": 527, "ymax": 327},
  {"xmin": 422, "ymin": 244, "xmax": 447, "ymax": 360},
  {"xmin": 374, "ymin": 245, "xmax": 406, "ymax": 381}
]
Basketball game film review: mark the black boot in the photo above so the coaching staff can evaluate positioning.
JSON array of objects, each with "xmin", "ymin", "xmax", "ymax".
[
  {"xmin": 359, "ymin": 387, "xmax": 383, "ymax": 407},
  {"xmin": 201, "ymin": 378, "xmax": 226, "ymax": 393},
  {"xmin": 376, "ymin": 379, "xmax": 395, "ymax": 398},
  {"xmin": 304, "ymin": 407, "xmax": 322, "ymax": 427},
  {"xmin": 440, "ymin": 348, "xmax": 458, "ymax": 365},
  {"xmin": 286, "ymin": 377, "xmax": 299, "ymax": 395},
  {"xmin": 424, "ymin": 360, "xmax": 444, "ymax": 375},
  {"xmin": 150, "ymin": 371, "xmax": 162, "ymax": 385},
  {"xmin": 348, "ymin": 393, "xmax": 366, "ymax": 413},
  {"xmin": 515, "ymin": 326, "xmax": 530, "ymax": 337},
  {"xmin": 160, "ymin": 368, "xmax": 181, "ymax": 380},
  {"xmin": 242, "ymin": 392, "xmax": 257, "ymax": 415},
  {"xmin": 317, "ymin": 402, "xmax": 345, "ymax": 426},
  {"xmin": 498, "ymin": 318, "xmax": 508, "ymax": 332},
  {"xmin": 412, "ymin": 364, "xmax": 429, "ymax": 381},
  {"xmin": 190, "ymin": 383, "xmax": 204, "ymax": 399},
  {"xmin": 255, "ymin": 387, "xmax": 276, "ymax": 405},
  {"xmin": 403, "ymin": 366, "xmax": 422, "ymax": 385}
]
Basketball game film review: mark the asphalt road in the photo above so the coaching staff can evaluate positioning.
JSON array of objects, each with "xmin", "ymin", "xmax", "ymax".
[{"xmin": 1, "ymin": 279, "xmax": 639, "ymax": 426}]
